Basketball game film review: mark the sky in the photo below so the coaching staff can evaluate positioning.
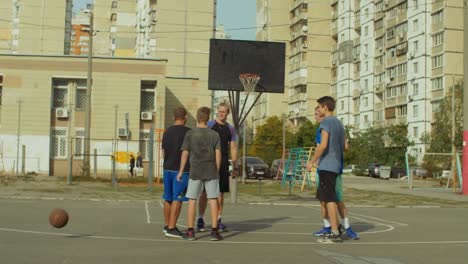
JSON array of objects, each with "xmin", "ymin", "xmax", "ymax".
[{"xmin": 73, "ymin": 0, "xmax": 256, "ymax": 40}]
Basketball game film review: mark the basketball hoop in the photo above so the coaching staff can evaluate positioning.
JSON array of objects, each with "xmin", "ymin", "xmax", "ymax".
[{"xmin": 239, "ymin": 73, "xmax": 260, "ymax": 94}]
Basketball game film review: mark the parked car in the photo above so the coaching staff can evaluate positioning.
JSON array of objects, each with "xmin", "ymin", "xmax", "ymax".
[
  {"xmin": 239, "ymin": 156, "xmax": 270, "ymax": 179},
  {"xmin": 367, "ymin": 163, "xmax": 382, "ymax": 178},
  {"xmin": 410, "ymin": 166, "xmax": 430, "ymax": 178},
  {"xmin": 390, "ymin": 166, "xmax": 406, "ymax": 178},
  {"xmin": 342, "ymin": 165, "xmax": 357, "ymax": 174}
]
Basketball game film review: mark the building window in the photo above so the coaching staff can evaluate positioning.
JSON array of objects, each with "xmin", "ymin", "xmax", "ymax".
[
  {"xmin": 432, "ymin": 77, "xmax": 443, "ymax": 90},
  {"xmin": 413, "ymin": 105, "xmax": 419, "ymax": 117},
  {"xmin": 340, "ymin": 33, "xmax": 345, "ymax": 42},
  {"xmin": 111, "ymin": 13, "xmax": 117, "ymax": 21},
  {"xmin": 432, "ymin": 100, "xmax": 442, "ymax": 112},
  {"xmin": 365, "ymin": 61, "xmax": 369, "ymax": 71},
  {"xmin": 365, "ymin": 8, "xmax": 369, "ymax": 18},
  {"xmin": 111, "ymin": 1, "xmax": 118, "ymax": 8},
  {"xmin": 375, "ymin": 1, "xmax": 384, "ymax": 12},
  {"xmin": 413, "ymin": 83, "xmax": 419, "ymax": 95},
  {"xmin": 413, "ymin": 126, "xmax": 419, "ymax": 138},
  {"xmin": 413, "ymin": 62, "xmax": 418, "ymax": 74},
  {"xmin": 413, "ymin": 40, "xmax": 419, "ymax": 53},
  {"xmin": 364, "ymin": 26, "xmax": 369, "ymax": 36},
  {"xmin": 432, "ymin": 55, "xmax": 443, "ymax": 68},
  {"xmin": 364, "ymin": 115, "xmax": 368, "ymax": 124},
  {"xmin": 140, "ymin": 81, "xmax": 156, "ymax": 111},
  {"xmin": 387, "ymin": 27, "xmax": 395, "ymax": 40},
  {"xmin": 364, "ymin": 79, "xmax": 369, "ymax": 90},
  {"xmin": 340, "ymin": 101, "xmax": 344, "ymax": 110},
  {"xmin": 139, "ymin": 130, "xmax": 151, "ymax": 160},
  {"xmin": 52, "ymin": 79, "xmax": 69, "ymax": 108},
  {"xmin": 364, "ymin": 97, "xmax": 369, "ymax": 107},
  {"xmin": 432, "ymin": 10, "xmax": 444, "ymax": 25},
  {"xmin": 413, "ymin": 0, "xmax": 418, "ymax": 10},
  {"xmin": 340, "ymin": 66, "xmax": 344, "ymax": 77},
  {"xmin": 413, "ymin": 19, "xmax": 419, "ymax": 32},
  {"xmin": 75, "ymin": 79, "xmax": 87, "ymax": 111},
  {"xmin": 51, "ymin": 128, "xmax": 67, "ymax": 159},
  {"xmin": 74, "ymin": 129, "xmax": 85, "ymax": 159},
  {"xmin": 433, "ymin": 32, "xmax": 444, "ymax": 46},
  {"xmin": 397, "ymin": 105, "xmax": 407, "ymax": 116},
  {"xmin": 375, "ymin": 19, "xmax": 384, "ymax": 30}
]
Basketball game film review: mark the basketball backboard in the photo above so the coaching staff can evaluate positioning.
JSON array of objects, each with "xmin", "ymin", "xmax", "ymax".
[{"xmin": 208, "ymin": 39, "xmax": 286, "ymax": 93}]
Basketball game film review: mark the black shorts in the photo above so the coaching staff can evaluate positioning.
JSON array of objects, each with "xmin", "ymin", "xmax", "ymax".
[
  {"xmin": 219, "ymin": 162, "xmax": 230, "ymax": 193},
  {"xmin": 316, "ymin": 170, "xmax": 338, "ymax": 202}
]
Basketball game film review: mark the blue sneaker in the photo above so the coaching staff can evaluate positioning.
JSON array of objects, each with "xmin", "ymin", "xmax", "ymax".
[
  {"xmin": 218, "ymin": 218, "xmax": 228, "ymax": 232},
  {"xmin": 345, "ymin": 227, "xmax": 360, "ymax": 240},
  {"xmin": 313, "ymin": 226, "xmax": 331, "ymax": 237},
  {"xmin": 196, "ymin": 218, "xmax": 205, "ymax": 232}
]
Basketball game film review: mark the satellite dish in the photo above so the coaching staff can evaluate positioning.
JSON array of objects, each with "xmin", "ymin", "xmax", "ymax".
[
  {"xmin": 301, "ymin": 25, "xmax": 308, "ymax": 33},
  {"xmin": 294, "ymin": 107, "xmax": 300, "ymax": 114}
]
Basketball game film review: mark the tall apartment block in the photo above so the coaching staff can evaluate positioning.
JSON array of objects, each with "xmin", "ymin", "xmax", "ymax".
[
  {"xmin": 71, "ymin": 9, "xmax": 91, "ymax": 56},
  {"xmin": 255, "ymin": 0, "xmax": 332, "ymax": 130},
  {"xmin": 332, "ymin": 0, "xmax": 463, "ymax": 153},
  {"xmin": 0, "ymin": 0, "xmax": 72, "ymax": 55}
]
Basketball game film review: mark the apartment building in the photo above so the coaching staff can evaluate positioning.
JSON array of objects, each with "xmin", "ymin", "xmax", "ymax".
[
  {"xmin": 0, "ymin": 54, "xmax": 211, "ymax": 177},
  {"xmin": 71, "ymin": 9, "xmax": 91, "ymax": 56},
  {"xmin": 332, "ymin": 0, "xmax": 463, "ymax": 153},
  {"xmin": 255, "ymin": 0, "xmax": 332, "ymax": 130},
  {"xmin": 0, "ymin": 0, "xmax": 72, "ymax": 55}
]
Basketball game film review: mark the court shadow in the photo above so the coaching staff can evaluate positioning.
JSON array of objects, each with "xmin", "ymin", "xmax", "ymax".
[
  {"xmin": 349, "ymin": 221, "xmax": 375, "ymax": 233},
  {"xmin": 199, "ymin": 217, "xmax": 290, "ymax": 239},
  {"xmin": 65, "ymin": 234, "xmax": 94, "ymax": 239}
]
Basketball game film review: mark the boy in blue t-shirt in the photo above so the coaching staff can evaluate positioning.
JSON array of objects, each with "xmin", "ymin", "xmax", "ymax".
[{"xmin": 312, "ymin": 107, "xmax": 359, "ymax": 240}]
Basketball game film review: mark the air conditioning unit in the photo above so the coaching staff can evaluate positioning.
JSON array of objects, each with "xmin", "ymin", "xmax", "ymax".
[
  {"xmin": 118, "ymin": 127, "xmax": 129, "ymax": 137},
  {"xmin": 364, "ymin": 52, "xmax": 368, "ymax": 58},
  {"xmin": 409, "ymin": 52, "xmax": 415, "ymax": 58},
  {"xmin": 302, "ymin": 44, "xmax": 308, "ymax": 49},
  {"xmin": 292, "ymin": 32, "xmax": 297, "ymax": 38},
  {"xmin": 379, "ymin": 46, "xmax": 383, "ymax": 52},
  {"xmin": 141, "ymin": 111, "xmax": 153, "ymax": 121},
  {"xmin": 385, "ymin": 0, "xmax": 389, "ymax": 6},
  {"xmin": 56, "ymin": 108, "xmax": 69, "ymax": 119},
  {"xmin": 408, "ymin": 95, "xmax": 413, "ymax": 101},
  {"xmin": 399, "ymin": 33, "xmax": 404, "ymax": 40}
]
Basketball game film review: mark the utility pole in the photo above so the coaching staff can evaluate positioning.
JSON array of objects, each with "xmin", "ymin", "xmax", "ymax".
[
  {"xmin": 15, "ymin": 99, "xmax": 22, "ymax": 177},
  {"xmin": 83, "ymin": 10, "xmax": 94, "ymax": 176},
  {"xmin": 462, "ymin": 0, "xmax": 468, "ymax": 195},
  {"xmin": 451, "ymin": 75, "xmax": 457, "ymax": 191},
  {"xmin": 210, "ymin": 0, "xmax": 217, "ymax": 119}
]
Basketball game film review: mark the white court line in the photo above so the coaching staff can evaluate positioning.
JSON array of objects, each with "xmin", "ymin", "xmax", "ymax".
[
  {"xmin": 159, "ymin": 200, "xmax": 164, "ymax": 208},
  {"xmin": 144, "ymin": 201, "xmax": 151, "ymax": 224},
  {"xmin": 348, "ymin": 212, "xmax": 409, "ymax": 226},
  {"xmin": 1, "ymin": 227, "xmax": 467, "ymax": 246}
]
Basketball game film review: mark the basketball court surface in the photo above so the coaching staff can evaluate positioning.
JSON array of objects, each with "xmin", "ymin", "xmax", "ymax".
[{"xmin": 0, "ymin": 197, "xmax": 466, "ymax": 263}]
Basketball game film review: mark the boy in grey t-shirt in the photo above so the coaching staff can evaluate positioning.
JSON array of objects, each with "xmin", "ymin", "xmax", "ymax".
[
  {"xmin": 177, "ymin": 107, "xmax": 223, "ymax": 241},
  {"xmin": 307, "ymin": 96, "xmax": 345, "ymax": 244}
]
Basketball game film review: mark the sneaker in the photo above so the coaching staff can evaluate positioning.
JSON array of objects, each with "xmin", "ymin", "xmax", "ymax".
[
  {"xmin": 218, "ymin": 218, "xmax": 228, "ymax": 232},
  {"xmin": 317, "ymin": 233, "xmax": 343, "ymax": 244},
  {"xmin": 165, "ymin": 227, "xmax": 184, "ymax": 239},
  {"xmin": 210, "ymin": 230, "xmax": 224, "ymax": 241},
  {"xmin": 313, "ymin": 226, "xmax": 331, "ymax": 237},
  {"xmin": 338, "ymin": 224, "xmax": 345, "ymax": 236},
  {"xmin": 184, "ymin": 229, "xmax": 196, "ymax": 241},
  {"xmin": 196, "ymin": 218, "xmax": 205, "ymax": 232},
  {"xmin": 345, "ymin": 227, "xmax": 360, "ymax": 240},
  {"xmin": 163, "ymin": 225, "xmax": 168, "ymax": 234}
]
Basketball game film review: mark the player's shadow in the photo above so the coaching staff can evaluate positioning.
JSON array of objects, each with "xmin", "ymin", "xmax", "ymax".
[
  {"xmin": 348, "ymin": 221, "xmax": 375, "ymax": 233},
  {"xmin": 199, "ymin": 217, "xmax": 290, "ymax": 239}
]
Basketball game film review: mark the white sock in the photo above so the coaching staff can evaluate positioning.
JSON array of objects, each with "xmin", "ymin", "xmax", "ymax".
[
  {"xmin": 323, "ymin": 218, "xmax": 331, "ymax": 228},
  {"xmin": 343, "ymin": 217, "xmax": 350, "ymax": 229}
]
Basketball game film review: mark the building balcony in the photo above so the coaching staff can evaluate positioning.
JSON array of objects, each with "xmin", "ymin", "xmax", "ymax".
[
  {"xmin": 354, "ymin": 0, "xmax": 361, "ymax": 10},
  {"xmin": 432, "ymin": 67, "xmax": 443, "ymax": 77},
  {"xmin": 375, "ymin": 27, "xmax": 385, "ymax": 38},
  {"xmin": 432, "ymin": 23, "xmax": 444, "ymax": 33},
  {"xmin": 386, "ymin": 36, "xmax": 397, "ymax": 49},
  {"xmin": 331, "ymin": 0, "xmax": 338, "ymax": 5},
  {"xmin": 396, "ymin": 11, "xmax": 407, "ymax": 24},
  {"xmin": 375, "ymin": 10, "xmax": 384, "ymax": 21},
  {"xmin": 352, "ymin": 89, "xmax": 360, "ymax": 98},
  {"xmin": 290, "ymin": 44, "xmax": 308, "ymax": 56},
  {"xmin": 396, "ymin": 94, "xmax": 407, "ymax": 105},
  {"xmin": 353, "ymin": 105, "xmax": 360, "ymax": 113},
  {"xmin": 374, "ymin": 120, "xmax": 385, "ymax": 128},
  {"xmin": 291, "ymin": 0, "xmax": 308, "ymax": 10},
  {"xmin": 291, "ymin": 12, "xmax": 308, "ymax": 25},
  {"xmin": 289, "ymin": 93, "xmax": 307, "ymax": 103},
  {"xmin": 290, "ymin": 77, "xmax": 308, "ymax": 87},
  {"xmin": 354, "ymin": 18, "xmax": 361, "ymax": 30},
  {"xmin": 396, "ymin": 74, "xmax": 407, "ymax": 84},
  {"xmin": 374, "ymin": 65, "xmax": 385, "ymax": 74},
  {"xmin": 375, "ymin": 102, "xmax": 383, "ymax": 110},
  {"xmin": 290, "ymin": 62, "xmax": 308, "ymax": 72},
  {"xmin": 432, "ymin": 88, "xmax": 444, "ymax": 100},
  {"xmin": 331, "ymin": 22, "xmax": 338, "ymax": 38},
  {"xmin": 375, "ymin": 83, "xmax": 384, "ymax": 94},
  {"xmin": 432, "ymin": 44, "xmax": 443, "ymax": 55},
  {"xmin": 386, "ymin": 97, "xmax": 397, "ymax": 106},
  {"xmin": 397, "ymin": 115, "xmax": 407, "ymax": 124},
  {"xmin": 386, "ymin": 118, "xmax": 396, "ymax": 126},
  {"xmin": 433, "ymin": 0, "xmax": 444, "ymax": 11}
]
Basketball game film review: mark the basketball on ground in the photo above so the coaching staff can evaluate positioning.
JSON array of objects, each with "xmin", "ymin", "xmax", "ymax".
[{"xmin": 49, "ymin": 208, "xmax": 69, "ymax": 228}]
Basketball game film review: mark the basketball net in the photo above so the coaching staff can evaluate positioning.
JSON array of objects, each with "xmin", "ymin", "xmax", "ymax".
[{"xmin": 239, "ymin": 73, "xmax": 260, "ymax": 95}]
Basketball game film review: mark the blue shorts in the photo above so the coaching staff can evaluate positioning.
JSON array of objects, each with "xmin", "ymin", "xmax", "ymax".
[
  {"xmin": 315, "ymin": 172, "xmax": 343, "ymax": 202},
  {"xmin": 163, "ymin": 170, "xmax": 189, "ymax": 202}
]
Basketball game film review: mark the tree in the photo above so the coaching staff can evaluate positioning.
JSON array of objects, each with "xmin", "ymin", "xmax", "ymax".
[
  {"xmin": 292, "ymin": 120, "xmax": 319, "ymax": 148},
  {"xmin": 249, "ymin": 116, "xmax": 294, "ymax": 165}
]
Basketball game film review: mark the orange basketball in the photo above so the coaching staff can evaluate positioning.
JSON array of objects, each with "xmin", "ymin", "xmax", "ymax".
[{"xmin": 49, "ymin": 208, "xmax": 69, "ymax": 228}]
